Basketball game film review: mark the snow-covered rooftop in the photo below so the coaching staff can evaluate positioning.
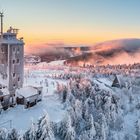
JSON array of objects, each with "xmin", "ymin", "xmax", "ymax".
[
  {"xmin": 96, "ymin": 76, "xmax": 115, "ymax": 86},
  {"xmin": 16, "ymin": 86, "xmax": 40, "ymax": 98}
]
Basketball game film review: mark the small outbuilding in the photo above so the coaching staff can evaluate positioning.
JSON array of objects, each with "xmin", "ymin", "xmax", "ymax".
[
  {"xmin": 112, "ymin": 75, "xmax": 121, "ymax": 88},
  {"xmin": 0, "ymin": 89, "xmax": 16, "ymax": 111},
  {"xmin": 16, "ymin": 86, "xmax": 42, "ymax": 108},
  {"xmin": 97, "ymin": 75, "xmax": 126, "ymax": 88}
]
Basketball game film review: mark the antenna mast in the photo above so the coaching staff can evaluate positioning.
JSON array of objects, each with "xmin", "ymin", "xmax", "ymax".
[{"xmin": 0, "ymin": 12, "xmax": 3, "ymax": 37}]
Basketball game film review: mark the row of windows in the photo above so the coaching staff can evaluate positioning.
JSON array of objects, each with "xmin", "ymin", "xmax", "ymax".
[
  {"xmin": 0, "ymin": 46, "xmax": 20, "ymax": 53},
  {"xmin": 0, "ymin": 59, "xmax": 20, "ymax": 64},
  {"xmin": 1, "ymin": 48, "xmax": 4, "ymax": 52},
  {"xmin": 13, "ymin": 59, "xmax": 20, "ymax": 64},
  {"xmin": 13, "ymin": 47, "xmax": 20, "ymax": 52},
  {"xmin": 0, "ymin": 47, "xmax": 6, "ymax": 53}
]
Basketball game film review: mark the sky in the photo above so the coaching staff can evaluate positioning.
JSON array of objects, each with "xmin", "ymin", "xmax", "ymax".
[{"xmin": 0, "ymin": 0, "xmax": 140, "ymax": 53}]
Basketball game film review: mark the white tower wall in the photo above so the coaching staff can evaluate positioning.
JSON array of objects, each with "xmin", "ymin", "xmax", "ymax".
[{"xmin": 0, "ymin": 30, "xmax": 24, "ymax": 94}]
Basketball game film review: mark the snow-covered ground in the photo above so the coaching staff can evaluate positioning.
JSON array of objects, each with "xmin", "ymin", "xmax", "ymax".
[
  {"xmin": 1, "ymin": 61, "xmax": 140, "ymax": 139},
  {"xmin": 0, "ymin": 69, "xmax": 67, "ymax": 133}
]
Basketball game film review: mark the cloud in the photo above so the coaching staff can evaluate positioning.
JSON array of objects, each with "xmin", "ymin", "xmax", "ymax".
[
  {"xmin": 25, "ymin": 38, "xmax": 140, "ymax": 65},
  {"xmin": 91, "ymin": 38, "xmax": 140, "ymax": 65},
  {"xmin": 66, "ymin": 38, "xmax": 140, "ymax": 65}
]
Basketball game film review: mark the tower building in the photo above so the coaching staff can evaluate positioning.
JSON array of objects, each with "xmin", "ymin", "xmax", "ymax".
[{"xmin": 0, "ymin": 12, "xmax": 24, "ymax": 94}]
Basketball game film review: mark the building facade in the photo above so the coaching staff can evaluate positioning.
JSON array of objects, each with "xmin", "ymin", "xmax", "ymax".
[{"xmin": 0, "ymin": 27, "xmax": 24, "ymax": 94}]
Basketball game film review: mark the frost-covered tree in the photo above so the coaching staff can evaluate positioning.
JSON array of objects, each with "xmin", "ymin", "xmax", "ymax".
[
  {"xmin": 74, "ymin": 99, "xmax": 82, "ymax": 120},
  {"xmin": 66, "ymin": 92, "xmax": 76, "ymax": 107},
  {"xmin": 124, "ymin": 133, "xmax": 136, "ymax": 140},
  {"xmin": 36, "ymin": 114, "xmax": 55, "ymax": 140},
  {"xmin": 79, "ymin": 114, "xmax": 96, "ymax": 140},
  {"xmin": 7, "ymin": 128, "xmax": 19, "ymax": 140},
  {"xmin": 93, "ymin": 113, "xmax": 108, "ymax": 140},
  {"xmin": 23, "ymin": 121, "xmax": 37, "ymax": 140},
  {"xmin": 67, "ymin": 107, "xmax": 76, "ymax": 127},
  {"xmin": 58, "ymin": 114, "xmax": 75, "ymax": 140},
  {"xmin": 0, "ymin": 129, "xmax": 7, "ymax": 140},
  {"xmin": 79, "ymin": 130, "xmax": 94, "ymax": 140},
  {"xmin": 62, "ymin": 86, "xmax": 68, "ymax": 103},
  {"xmin": 135, "ymin": 119, "xmax": 140, "ymax": 140}
]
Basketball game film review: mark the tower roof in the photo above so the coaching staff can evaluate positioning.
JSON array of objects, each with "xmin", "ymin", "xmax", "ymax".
[
  {"xmin": 0, "ymin": 34, "xmax": 24, "ymax": 45},
  {"xmin": 0, "ymin": 13, "xmax": 24, "ymax": 45},
  {"xmin": 0, "ymin": 27, "xmax": 24, "ymax": 45}
]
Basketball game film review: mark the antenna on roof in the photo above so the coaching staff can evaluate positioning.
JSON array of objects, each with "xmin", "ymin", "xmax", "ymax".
[{"xmin": 0, "ymin": 11, "xmax": 4, "ymax": 37}]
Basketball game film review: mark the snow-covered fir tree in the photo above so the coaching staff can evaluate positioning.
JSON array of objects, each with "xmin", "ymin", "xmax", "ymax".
[
  {"xmin": 79, "ymin": 114, "xmax": 96, "ymax": 140},
  {"xmin": 58, "ymin": 113, "xmax": 75, "ymax": 140},
  {"xmin": 36, "ymin": 114, "xmax": 55, "ymax": 140},
  {"xmin": 7, "ymin": 128, "xmax": 19, "ymax": 140},
  {"xmin": 135, "ymin": 119, "xmax": 140, "ymax": 140},
  {"xmin": 23, "ymin": 121, "xmax": 37, "ymax": 140},
  {"xmin": 0, "ymin": 129, "xmax": 7, "ymax": 140}
]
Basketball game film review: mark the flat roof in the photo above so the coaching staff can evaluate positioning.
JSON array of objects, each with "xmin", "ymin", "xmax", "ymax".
[{"xmin": 16, "ymin": 86, "xmax": 40, "ymax": 98}]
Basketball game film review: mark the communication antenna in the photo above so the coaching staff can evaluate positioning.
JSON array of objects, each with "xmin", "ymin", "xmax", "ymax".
[{"xmin": 0, "ymin": 11, "xmax": 4, "ymax": 37}]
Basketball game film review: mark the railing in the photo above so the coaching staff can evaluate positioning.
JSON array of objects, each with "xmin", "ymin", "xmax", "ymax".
[{"xmin": 0, "ymin": 120, "xmax": 12, "ymax": 129}]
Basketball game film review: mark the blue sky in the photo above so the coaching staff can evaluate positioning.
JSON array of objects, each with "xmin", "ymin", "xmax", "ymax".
[{"xmin": 0, "ymin": 0, "xmax": 140, "ymax": 51}]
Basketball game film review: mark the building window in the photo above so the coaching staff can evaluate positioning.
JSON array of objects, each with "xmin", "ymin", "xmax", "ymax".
[
  {"xmin": 13, "ymin": 84, "xmax": 16, "ymax": 88},
  {"xmin": 18, "ymin": 77, "xmax": 20, "ymax": 81},
  {"xmin": 13, "ymin": 47, "xmax": 16, "ymax": 52},
  {"xmin": 17, "ymin": 59, "xmax": 19, "ymax": 63},
  {"xmin": 13, "ymin": 73, "xmax": 16, "ymax": 77},
  {"xmin": 17, "ymin": 48, "xmax": 20, "ymax": 52},
  {"xmin": 1, "ymin": 47, "xmax": 4, "ymax": 52},
  {"xmin": 13, "ymin": 60, "xmax": 15, "ymax": 64}
]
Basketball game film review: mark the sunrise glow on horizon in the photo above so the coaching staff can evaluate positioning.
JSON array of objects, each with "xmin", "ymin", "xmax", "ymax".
[{"xmin": 0, "ymin": 0, "xmax": 140, "ymax": 53}]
